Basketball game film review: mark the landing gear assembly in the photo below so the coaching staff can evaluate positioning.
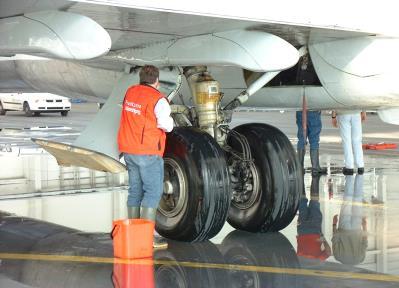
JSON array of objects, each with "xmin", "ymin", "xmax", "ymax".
[
  {"xmin": 34, "ymin": 65, "xmax": 302, "ymax": 242},
  {"xmin": 159, "ymin": 66, "xmax": 302, "ymax": 241}
]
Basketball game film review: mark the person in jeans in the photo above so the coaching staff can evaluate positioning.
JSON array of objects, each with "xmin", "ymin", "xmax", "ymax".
[
  {"xmin": 118, "ymin": 65, "xmax": 173, "ymax": 249},
  {"xmin": 296, "ymin": 110, "xmax": 327, "ymax": 175},
  {"xmin": 331, "ymin": 110, "xmax": 365, "ymax": 175},
  {"xmin": 296, "ymin": 175, "xmax": 331, "ymax": 261},
  {"xmin": 295, "ymin": 52, "xmax": 326, "ymax": 176}
]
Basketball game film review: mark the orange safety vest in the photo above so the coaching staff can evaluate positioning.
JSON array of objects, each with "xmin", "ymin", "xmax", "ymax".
[{"xmin": 118, "ymin": 84, "xmax": 167, "ymax": 156}]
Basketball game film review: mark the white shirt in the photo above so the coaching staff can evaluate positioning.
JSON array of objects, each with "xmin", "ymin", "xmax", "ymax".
[{"xmin": 154, "ymin": 98, "xmax": 173, "ymax": 132}]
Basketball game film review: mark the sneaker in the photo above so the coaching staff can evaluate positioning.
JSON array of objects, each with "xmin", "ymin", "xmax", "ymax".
[
  {"xmin": 342, "ymin": 167, "xmax": 354, "ymax": 175},
  {"xmin": 358, "ymin": 167, "xmax": 364, "ymax": 174},
  {"xmin": 153, "ymin": 235, "xmax": 168, "ymax": 250}
]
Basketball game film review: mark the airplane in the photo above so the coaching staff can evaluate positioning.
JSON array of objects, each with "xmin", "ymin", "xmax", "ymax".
[{"xmin": 1, "ymin": 0, "xmax": 399, "ymax": 243}]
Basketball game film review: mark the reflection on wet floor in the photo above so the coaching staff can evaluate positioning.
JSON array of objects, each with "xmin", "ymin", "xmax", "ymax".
[
  {"xmin": 0, "ymin": 151, "xmax": 127, "ymax": 196},
  {"xmin": 0, "ymin": 126, "xmax": 80, "ymax": 152},
  {"xmin": 0, "ymin": 212, "xmax": 399, "ymax": 287},
  {"xmin": 2, "ymin": 110, "xmax": 399, "ymax": 287},
  {"xmin": 1, "ymin": 152, "xmax": 399, "ymax": 287}
]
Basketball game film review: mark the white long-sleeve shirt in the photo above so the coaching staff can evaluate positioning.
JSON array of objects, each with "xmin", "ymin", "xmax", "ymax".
[{"xmin": 154, "ymin": 98, "xmax": 173, "ymax": 132}]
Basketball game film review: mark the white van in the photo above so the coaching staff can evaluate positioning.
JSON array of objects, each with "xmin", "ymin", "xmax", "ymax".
[{"xmin": 0, "ymin": 93, "xmax": 71, "ymax": 116}]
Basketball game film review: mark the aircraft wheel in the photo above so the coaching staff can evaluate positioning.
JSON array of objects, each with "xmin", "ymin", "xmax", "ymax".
[
  {"xmin": 220, "ymin": 230, "xmax": 301, "ymax": 287},
  {"xmin": 0, "ymin": 102, "xmax": 6, "ymax": 115},
  {"xmin": 155, "ymin": 241, "xmax": 226, "ymax": 286},
  {"xmin": 227, "ymin": 123, "xmax": 302, "ymax": 232},
  {"xmin": 34, "ymin": 112, "xmax": 41, "ymax": 116},
  {"xmin": 23, "ymin": 102, "xmax": 33, "ymax": 117},
  {"xmin": 61, "ymin": 111, "xmax": 68, "ymax": 117},
  {"xmin": 156, "ymin": 127, "xmax": 231, "ymax": 242}
]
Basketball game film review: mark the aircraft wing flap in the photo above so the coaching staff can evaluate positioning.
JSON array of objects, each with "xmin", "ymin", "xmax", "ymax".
[{"xmin": 32, "ymin": 138, "xmax": 126, "ymax": 173}]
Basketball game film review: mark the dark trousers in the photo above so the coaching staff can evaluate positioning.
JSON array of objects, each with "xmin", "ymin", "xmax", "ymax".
[{"xmin": 296, "ymin": 111, "xmax": 322, "ymax": 150}]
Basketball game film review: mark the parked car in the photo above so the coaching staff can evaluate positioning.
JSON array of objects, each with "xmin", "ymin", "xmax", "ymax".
[{"xmin": 0, "ymin": 93, "xmax": 71, "ymax": 116}]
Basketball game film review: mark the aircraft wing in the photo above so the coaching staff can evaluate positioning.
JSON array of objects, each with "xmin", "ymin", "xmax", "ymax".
[
  {"xmin": 0, "ymin": 0, "xmax": 380, "ymax": 65},
  {"xmin": 68, "ymin": 1, "xmax": 377, "ymax": 66},
  {"xmin": 0, "ymin": 0, "xmax": 376, "ymax": 96},
  {"xmin": 1, "ymin": 0, "xmax": 399, "ymax": 114},
  {"xmin": 69, "ymin": 2, "xmax": 366, "ymax": 48},
  {"xmin": 65, "ymin": 0, "xmax": 397, "ymax": 49}
]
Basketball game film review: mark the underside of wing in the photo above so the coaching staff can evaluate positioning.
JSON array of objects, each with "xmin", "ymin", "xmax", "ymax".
[
  {"xmin": 1, "ymin": 0, "xmax": 399, "ymax": 114},
  {"xmin": 65, "ymin": 1, "xmax": 371, "ymax": 53},
  {"xmin": 0, "ymin": 0, "xmax": 372, "ymax": 63}
]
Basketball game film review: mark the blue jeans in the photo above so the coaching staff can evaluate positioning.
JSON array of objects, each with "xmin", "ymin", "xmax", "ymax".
[
  {"xmin": 296, "ymin": 111, "xmax": 322, "ymax": 150},
  {"xmin": 297, "ymin": 198, "xmax": 323, "ymax": 235},
  {"xmin": 124, "ymin": 153, "xmax": 164, "ymax": 209}
]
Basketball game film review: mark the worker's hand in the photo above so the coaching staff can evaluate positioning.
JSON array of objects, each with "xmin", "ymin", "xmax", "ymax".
[
  {"xmin": 361, "ymin": 111, "xmax": 366, "ymax": 122},
  {"xmin": 332, "ymin": 117, "xmax": 338, "ymax": 128}
]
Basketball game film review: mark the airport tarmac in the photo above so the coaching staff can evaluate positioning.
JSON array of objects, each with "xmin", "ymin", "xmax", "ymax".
[{"xmin": 1, "ymin": 104, "xmax": 399, "ymax": 287}]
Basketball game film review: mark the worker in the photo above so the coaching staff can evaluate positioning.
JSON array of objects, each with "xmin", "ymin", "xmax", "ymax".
[
  {"xmin": 296, "ymin": 110, "xmax": 327, "ymax": 175},
  {"xmin": 296, "ymin": 52, "xmax": 327, "ymax": 175},
  {"xmin": 331, "ymin": 110, "xmax": 365, "ymax": 175},
  {"xmin": 118, "ymin": 65, "xmax": 173, "ymax": 249},
  {"xmin": 296, "ymin": 175, "xmax": 331, "ymax": 261}
]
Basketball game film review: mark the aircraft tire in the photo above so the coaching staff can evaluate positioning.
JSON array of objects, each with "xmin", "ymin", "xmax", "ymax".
[
  {"xmin": 155, "ymin": 241, "xmax": 226, "ymax": 286},
  {"xmin": 226, "ymin": 123, "xmax": 302, "ymax": 232},
  {"xmin": 156, "ymin": 127, "xmax": 231, "ymax": 242}
]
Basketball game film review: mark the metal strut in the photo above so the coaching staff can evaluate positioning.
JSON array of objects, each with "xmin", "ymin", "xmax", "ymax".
[
  {"xmin": 221, "ymin": 126, "xmax": 252, "ymax": 162},
  {"xmin": 223, "ymin": 71, "xmax": 280, "ymax": 111}
]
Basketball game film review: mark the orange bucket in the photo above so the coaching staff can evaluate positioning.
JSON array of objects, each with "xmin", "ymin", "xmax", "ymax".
[
  {"xmin": 111, "ymin": 219, "xmax": 154, "ymax": 259},
  {"xmin": 112, "ymin": 260, "xmax": 155, "ymax": 288}
]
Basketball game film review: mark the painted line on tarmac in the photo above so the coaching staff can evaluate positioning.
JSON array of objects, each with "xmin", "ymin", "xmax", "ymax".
[{"xmin": 0, "ymin": 253, "xmax": 399, "ymax": 283}]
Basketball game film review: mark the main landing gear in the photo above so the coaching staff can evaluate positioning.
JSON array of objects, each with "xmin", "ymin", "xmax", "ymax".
[
  {"xmin": 156, "ymin": 66, "xmax": 302, "ymax": 241},
  {"xmin": 33, "ymin": 66, "xmax": 302, "ymax": 242}
]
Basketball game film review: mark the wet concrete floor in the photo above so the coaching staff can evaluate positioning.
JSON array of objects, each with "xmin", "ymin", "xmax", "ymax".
[{"xmin": 1, "ymin": 105, "xmax": 399, "ymax": 287}]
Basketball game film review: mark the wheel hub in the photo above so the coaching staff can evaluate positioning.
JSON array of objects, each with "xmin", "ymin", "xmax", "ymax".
[
  {"xmin": 229, "ymin": 159, "xmax": 260, "ymax": 209},
  {"xmin": 159, "ymin": 158, "xmax": 187, "ymax": 217},
  {"xmin": 163, "ymin": 180, "xmax": 174, "ymax": 195}
]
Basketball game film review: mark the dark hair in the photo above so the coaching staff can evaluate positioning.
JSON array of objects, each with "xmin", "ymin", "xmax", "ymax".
[{"xmin": 139, "ymin": 65, "xmax": 159, "ymax": 85}]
